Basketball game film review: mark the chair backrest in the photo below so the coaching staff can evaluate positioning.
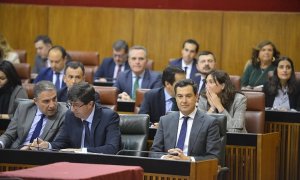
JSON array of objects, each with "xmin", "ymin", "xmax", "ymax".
[
  {"xmin": 208, "ymin": 113, "xmax": 227, "ymax": 166},
  {"xmin": 229, "ymin": 75, "xmax": 241, "ymax": 90},
  {"xmin": 242, "ymin": 91, "xmax": 265, "ymax": 133},
  {"xmin": 22, "ymin": 83, "xmax": 35, "ymax": 99},
  {"xmin": 146, "ymin": 59, "xmax": 154, "ymax": 70},
  {"xmin": 295, "ymin": 72, "xmax": 300, "ymax": 82},
  {"xmin": 93, "ymin": 86, "xmax": 118, "ymax": 111},
  {"xmin": 84, "ymin": 67, "xmax": 94, "ymax": 84},
  {"xmin": 119, "ymin": 114, "xmax": 149, "ymax": 155},
  {"xmin": 13, "ymin": 63, "xmax": 31, "ymax": 84},
  {"xmin": 134, "ymin": 88, "xmax": 150, "ymax": 113},
  {"xmin": 15, "ymin": 49, "xmax": 27, "ymax": 63}
]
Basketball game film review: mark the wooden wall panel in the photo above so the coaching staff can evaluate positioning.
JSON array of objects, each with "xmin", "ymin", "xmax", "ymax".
[
  {"xmin": 0, "ymin": 4, "xmax": 48, "ymax": 65},
  {"xmin": 285, "ymin": 14, "xmax": 300, "ymax": 72},
  {"xmin": 48, "ymin": 6, "xmax": 134, "ymax": 64},
  {"xmin": 133, "ymin": 9, "xmax": 223, "ymax": 71},
  {"xmin": 222, "ymin": 12, "xmax": 287, "ymax": 75}
]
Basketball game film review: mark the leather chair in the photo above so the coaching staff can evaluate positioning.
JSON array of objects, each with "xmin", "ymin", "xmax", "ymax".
[
  {"xmin": 84, "ymin": 67, "xmax": 94, "ymax": 84},
  {"xmin": 15, "ymin": 49, "xmax": 27, "ymax": 63},
  {"xmin": 242, "ymin": 91, "xmax": 265, "ymax": 133},
  {"xmin": 208, "ymin": 113, "xmax": 228, "ymax": 180},
  {"xmin": 118, "ymin": 114, "xmax": 149, "ymax": 156},
  {"xmin": 93, "ymin": 86, "xmax": 118, "ymax": 111},
  {"xmin": 22, "ymin": 83, "xmax": 35, "ymax": 99},
  {"xmin": 295, "ymin": 72, "xmax": 300, "ymax": 82},
  {"xmin": 67, "ymin": 50, "xmax": 100, "ymax": 74},
  {"xmin": 147, "ymin": 59, "xmax": 154, "ymax": 70},
  {"xmin": 134, "ymin": 88, "xmax": 150, "ymax": 113},
  {"xmin": 13, "ymin": 63, "xmax": 31, "ymax": 84},
  {"xmin": 229, "ymin": 75, "xmax": 241, "ymax": 90}
]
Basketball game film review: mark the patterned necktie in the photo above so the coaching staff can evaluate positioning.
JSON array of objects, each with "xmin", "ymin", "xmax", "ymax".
[
  {"xmin": 55, "ymin": 72, "xmax": 60, "ymax": 89},
  {"xmin": 176, "ymin": 116, "xmax": 189, "ymax": 150},
  {"xmin": 199, "ymin": 78, "xmax": 206, "ymax": 94},
  {"xmin": 83, "ymin": 120, "xmax": 90, "ymax": 147},
  {"xmin": 170, "ymin": 97, "xmax": 179, "ymax": 111},
  {"xmin": 30, "ymin": 114, "xmax": 45, "ymax": 143},
  {"xmin": 132, "ymin": 76, "xmax": 140, "ymax": 100}
]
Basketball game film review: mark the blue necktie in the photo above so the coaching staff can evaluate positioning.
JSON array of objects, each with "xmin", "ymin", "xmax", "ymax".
[
  {"xmin": 30, "ymin": 114, "xmax": 45, "ymax": 143},
  {"xmin": 55, "ymin": 72, "xmax": 60, "ymax": 89},
  {"xmin": 176, "ymin": 116, "xmax": 189, "ymax": 150},
  {"xmin": 183, "ymin": 66, "xmax": 188, "ymax": 73},
  {"xmin": 83, "ymin": 120, "xmax": 90, "ymax": 147}
]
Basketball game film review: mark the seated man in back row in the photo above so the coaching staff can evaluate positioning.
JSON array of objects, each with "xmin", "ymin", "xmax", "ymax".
[
  {"xmin": 32, "ymin": 82, "xmax": 121, "ymax": 154},
  {"xmin": 0, "ymin": 81, "xmax": 67, "ymax": 149},
  {"xmin": 114, "ymin": 45, "xmax": 162, "ymax": 100},
  {"xmin": 151, "ymin": 79, "xmax": 221, "ymax": 161},
  {"xmin": 139, "ymin": 66, "xmax": 186, "ymax": 125}
]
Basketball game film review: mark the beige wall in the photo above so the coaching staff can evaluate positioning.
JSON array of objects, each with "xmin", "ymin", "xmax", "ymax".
[{"xmin": 1, "ymin": 3, "xmax": 299, "ymax": 75}]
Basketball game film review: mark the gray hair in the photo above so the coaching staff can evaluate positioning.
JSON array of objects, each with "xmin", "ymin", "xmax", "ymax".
[
  {"xmin": 33, "ymin": 81, "xmax": 56, "ymax": 98},
  {"xmin": 129, "ymin": 45, "xmax": 148, "ymax": 58}
]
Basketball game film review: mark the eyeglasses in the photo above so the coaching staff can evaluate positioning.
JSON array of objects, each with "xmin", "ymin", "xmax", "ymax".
[{"xmin": 67, "ymin": 101, "xmax": 86, "ymax": 109}]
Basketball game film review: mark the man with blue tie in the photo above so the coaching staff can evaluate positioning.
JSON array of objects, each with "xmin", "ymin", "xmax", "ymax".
[
  {"xmin": 34, "ymin": 45, "xmax": 67, "ymax": 90},
  {"xmin": 169, "ymin": 39, "xmax": 199, "ymax": 82},
  {"xmin": 195, "ymin": 51, "xmax": 216, "ymax": 95},
  {"xmin": 94, "ymin": 40, "xmax": 130, "ymax": 82},
  {"xmin": 32, "ymin": 82, "xmax": 121, "ymax": 154},
  {"xmin": 0, "ymin": 81, "xmax": 67, "ymax": 149},
  {"xmin": 151, "ymin": 79, "xmax": 221, "ymax": 161},
  {"xmin": 139, "ymin": 66, "xmax": 186, "ymax": 125},
  {"xmin": 114, "ymin": 45, "xmax": 162, "ymax": 100}
]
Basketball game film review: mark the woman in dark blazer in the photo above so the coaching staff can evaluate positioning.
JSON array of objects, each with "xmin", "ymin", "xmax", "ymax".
[{"xmin": 263, "ymin": 56, "xmax": 300, "ymax": 111}]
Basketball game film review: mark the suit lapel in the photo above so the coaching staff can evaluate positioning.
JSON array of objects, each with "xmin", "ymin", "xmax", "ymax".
[
  {"xmin": 90, "ymin": 106, "xmax": 102, "ymax": 147},
  {"xmin": 141, "ymin": 70, "xmax": 150, "ymax": 88},
  {"xmin": 188, "ymin": 110, "xmax": 205, "ymax": 154},
  {"xmin": 40, "ymin": 107, "xmax": 60, "ymax": 139},
  {"xmin": 169, "ymin": 112, "xmax": 180, "ymax": 148},
  {"xmin": 21, "ymin": 106, "xmax": 37, "ymax": 143}
]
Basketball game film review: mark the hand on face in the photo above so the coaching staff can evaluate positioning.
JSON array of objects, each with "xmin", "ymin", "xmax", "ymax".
[{"xmin": 206, "ymin": 88, "xmax": 222, "ymax": 110}]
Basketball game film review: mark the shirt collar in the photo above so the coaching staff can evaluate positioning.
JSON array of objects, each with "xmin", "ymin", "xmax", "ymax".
[
  {"xmin": 179, "ymin": 108, "xmax": 197, "ymax": 119},
  {"xmin": 164, "ymin": 88, "xmax": 173, "ymax": 101},
  {"xmin": 82, "ymin": 105, "xmax": 95, "ymax": 124},
  {"xmin": 132, "ymin": 71, "xmax": 145, "ymax": 79},
  {"xmin": 36, "ymin": 108, "xmax": 44, "ymax": 116}
]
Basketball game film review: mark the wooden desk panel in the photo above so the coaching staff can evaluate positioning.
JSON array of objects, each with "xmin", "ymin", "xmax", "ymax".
[{"xmin": 265, "ymin": 110, "xmax": 300, "ymax": 180}]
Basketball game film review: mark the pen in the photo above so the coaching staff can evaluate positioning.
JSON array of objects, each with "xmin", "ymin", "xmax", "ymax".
[{"xmin": 36, "ymin": 138, "xmax": 39, "ymax": 150}]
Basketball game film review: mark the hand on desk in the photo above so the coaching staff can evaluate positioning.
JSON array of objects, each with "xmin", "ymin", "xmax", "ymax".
[
  {"xmin": 162, "ymin": 148, "xmax": 191, "ymax": 161},
  {"xmin": 30, "ymin": 138, "xmax": 49, "ymax": 150},
  {"xmin": 96, "ymin": 78, "xmax": 107, "ymax": 82},
  {"xmin": 118, "ymin": 92, "xmax": 132, "ymax": 101}
]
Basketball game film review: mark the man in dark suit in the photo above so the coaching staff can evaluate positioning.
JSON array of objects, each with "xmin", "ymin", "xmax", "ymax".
[
  {"xmin": 94, "ymin": 40, "xmax": 130, "ymax": 82},
  {"xmin": 194, "ymin": 51, "xmax": 217, "ymax": 95},
  {"xmin": 33, "ymin": 82, "xmax": 121, "ymax": 154},
  {"xmin": 34, "ymin": 46, "xmax": 67, "ymax": 90},
  {"xmin": 0, "ymin": 81, "xmax": 67, "ymax": 149},
  {"xmin": 32, "ymin": 35, "xmax": 52, "ymax": 74},
  {"xmin": 151, "ymin": 79, "xmax": 221, "ymax": 161},
  {"xmin": 139, "ymin": 66, "xmax": 186, "ymax": 124},
  {"xmin": 114, "ymin": 45, "xmax": 162, "ymax": 100},
  {"xmin": 57, "ymin": 61, "xmax": 99, "ymax": 103},
  {"xmin": 169, "ymin": 39, "xmax": 199, "ymax": 82}
]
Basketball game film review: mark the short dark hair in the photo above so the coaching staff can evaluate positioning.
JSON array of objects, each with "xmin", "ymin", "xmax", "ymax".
[
  {"xmin": 197, "ymin": 51, "xmax": 216, "ymax": 61},
  {"xmin": 68, "ymin": 82, "xmax": 95, "ymax": 104},
  {"xmin": 182, "ymin": 39, "xmax": 200, "ymax": 53},
  {"xmin": 162, "ymin": 66, "xmax": 185, "ymax": 86},
  {"xmin": 34, "ymin": 35, "xmax": 52, "ymax": 45},
  {"xmin": 174, "ymin": 79, "xmax": 198, "ymax": 95},
  {"xmin": 64, "ymin": 61, "xmax": 85, "ymax": 75},
  {"xmin": 0, "ymin": 60, "xmax": 21, "ymax": 88},
  {"xmin": 113, "ymin": 40, "xmax": 129, "ymax": 53},
  {"xmin": 48, "ymin": 45, "xmax": 67, "ymax": 59},
  {"xmin": 33, "ymin": 81, "xmax": 56, "ymax": 98}
]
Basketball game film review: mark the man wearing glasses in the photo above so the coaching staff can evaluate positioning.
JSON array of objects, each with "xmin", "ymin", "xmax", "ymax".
[
  {"xmin": 94, "ymin": 40, "xmax": 130, "ymax": 82},
  {"xmin": 32, "ymin": 82, "xmax": 121, "ymax": 154}
]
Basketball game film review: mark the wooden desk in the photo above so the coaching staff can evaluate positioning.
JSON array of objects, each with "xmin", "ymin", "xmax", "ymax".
[
  {"xmin": 0, "ymin": 162, "xmax": 143, "ymax": 180},
  {"xmin": 265, "ymin": 110, "xmax": 300, "ymax": 180},
  {"xmin": 0, "ymin": 149, "xmax": 218, "ymax": 180}
]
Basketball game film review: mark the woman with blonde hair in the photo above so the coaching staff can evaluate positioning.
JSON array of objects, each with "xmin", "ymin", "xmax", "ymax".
[{"xmin": 0, "ymin": 34, "xmax": 20, "ymax": 63}]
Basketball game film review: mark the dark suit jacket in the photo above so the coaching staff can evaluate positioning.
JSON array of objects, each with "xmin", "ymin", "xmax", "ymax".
[
  {"xmin": 32, "ymin": 55, "xmax": 48, "ymax": 74},
  {"xmin": 150, "ymin": 110, "xmax": 221, "ymax": 161},
  {"xmin": 34, "ymin": 67, "xmax": 66, "ymax": 89},
  {"xmin": 113, "ymin": 69, "xmax": 162, "ymax": 98},
  {"xmin": 50, "ymin": 104, "xmax": 121, "ymax": 154},
  {"xmin": 139, "ymin": 87, "xmax": 166, "ymax": 123},
  {"xmin": 169, "ymin": 58, "xmax": 199, "ymax": 82},
  {"xmin": 263, "ymin": 82, "xmax": 300, "ymax": 111},
  {"xmin": 94, "ymin": 57, "xmax": 130, "ymax": 80},
  {"xmin": 57, "ymin": 86, "xmax": 101, "ymax": 105},
  {"xmin": 0, "ymin": 101, "xmax": 67, "ymax": 149}
]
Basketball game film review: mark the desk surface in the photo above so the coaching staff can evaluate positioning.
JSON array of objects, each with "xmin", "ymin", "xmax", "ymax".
[{"xmin": 0, "ymin": 162, "xmax": 143, "ymax": 180}]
